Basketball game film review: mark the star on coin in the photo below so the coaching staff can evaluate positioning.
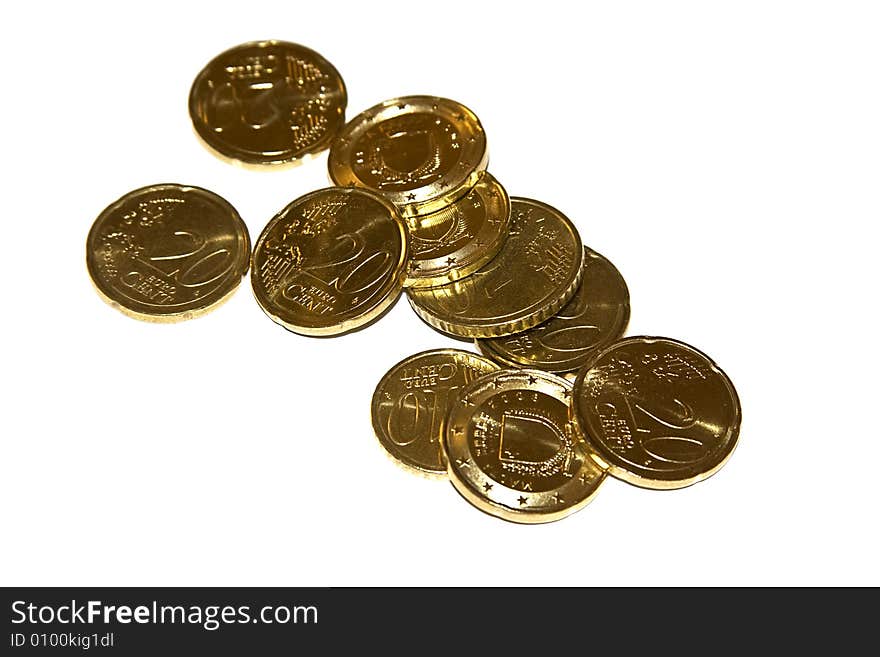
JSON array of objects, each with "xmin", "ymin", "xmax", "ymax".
[
  {"xmin": 397, "ymin": 103, "xmax": 407, "ymax": 110},
  {"xmin": 483, "ymin": 482, "xmax": 493, "ymax": 492},
  {"xmin": 579, "ymin": 473, "xmax": 593, "ymax": 486},
  {"xmin": 445, "ymin": 256, "xmax": 456, "ymax": 266},
  {"xmin": 456, "ymin": 457, "xmax": 471, "ymax": 468},
  {"xmin": 553, "ymin": 493, "xmax": 564, "ymax": 504},
  {"xmin": 528, "ymin": 375, "xmax": 537, "ymax": 384},
  {"xmin": 409, "ymin": 261, "xmax": 421, "ymax": 271},
  {"xmin": 405, "ymin": 192, "xmax": 416, "ymax": 201},
  {"xmin": 517, "ymin": 495, "xmax": 528, "ymax": 506}
]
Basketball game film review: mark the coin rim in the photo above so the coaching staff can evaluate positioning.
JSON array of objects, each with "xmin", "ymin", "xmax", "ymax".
[
  {"xmin": 445, "ymin": 368, "xmax": 605, "ymax": 524},
  {"xmin": 406, "ymin": 197, "xmax": 584, "ymax": 338},
  {"xmin": 572, "ymin": 335, "xmax": 742, "ymax": 490},
  {"xmin": 370, "ymin": 348, "xmax": 500, "ymax": 477},
  {"xmin": 403, "ymin": 172, "xmax": 511, "ymax": 288},
  {"xmin": 86, "ymin": 183, "xmax": 251, "ymax": 322},
  {"xmin": 327, "ymin": 95, "xmax": 488, "ymax": 217},
  {"xmin": 475, "ymin": 247, "xmax": 631, "ymax": 372},
  {"xmin": 188, "ymin": 39, "xmax": 348, "ymax": 165},
  {"xmin": 250, "ymin": 186, "xmax": 409, "ymax": 336}
]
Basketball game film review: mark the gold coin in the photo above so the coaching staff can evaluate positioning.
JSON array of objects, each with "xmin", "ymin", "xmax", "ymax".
[
  {"xmin": 328, "ymin": 96, "xmax": 488, "ymax": 217},
  {"xmin": 371, "ymin": 349, "xmax": 499, "ymax": 476},
  {"xmin": 189, "ymin": 40, "xmax": 347, "ymax": 165},
  {"xmin": 404, "ymin": 172, "xmax": 510, "ymax": 288},
  {"xmin": 476, "ymin": 247, "xmax": 630, "ymax": 373},
  {"xmin": 572, "ymin": 336, "xmax": 741, "ymax": 490},
  {"xmin": 446, "ymin": 369, "xmax": 605, "ymax": 523},
  {"xmin": 407, "ymin": 198, "xmax": 584, "ymax": 338},
  {"xmin": 251, "ymin": 187, "xmax": 408, "ymax": 336},
  {"xmin": 86, "ymin": 183, "xmax": 250, "ymax": 322}
]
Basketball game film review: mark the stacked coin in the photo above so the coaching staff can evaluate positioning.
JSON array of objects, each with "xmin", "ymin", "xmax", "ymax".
[
  {"xmin": 354, "ymin": 97, "xmax": 742, "ymax": 521},
  {"xmin": 328, "ymin": 96, "xmax": 512, "ymax": 289},
  {"xmin": 84, "ymin": 39, "xmax": 742, "ymax": 525}
]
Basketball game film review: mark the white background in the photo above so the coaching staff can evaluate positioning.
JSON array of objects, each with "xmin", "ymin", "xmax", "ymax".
[{"xmin": 1, "ymin": 1, "xmax": 877, "ymax": 586}]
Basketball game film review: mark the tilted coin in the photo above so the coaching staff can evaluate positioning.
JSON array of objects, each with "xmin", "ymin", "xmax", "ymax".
[
  {"xmin": 407, "ymin": 198, "xmax": 584, "ymax": 338},
  {"xmin": 371, "ymin": 349, "xmax": 499, "ymax": 476},
  {"xmin": 446, "ymin": 369, "xmax": 605, "ymax": 523},
  {"xmin": 404, "ymin": 172, "xmax": 510, "ymax": 288},
  {"xmin": 573, "ymin": 337, "xmax": 741, "ymax": 490},
  {"xmin": 477, "ymin": 247, "xmax": 630, "ymax": 373},
  {"xmin": 328, "ymin": 96, "xmax": 488, "ymax": 217},
  {"xmin": 86, "ymin": 184, "xmax": 250, "ymax": 322},
  {"xmin": 189, "ymin": 40, "xmax": 347, "ymax": 165},
  {"xmin": 251, "ymin": 187, "xmax": 408, "ymax": 336}
]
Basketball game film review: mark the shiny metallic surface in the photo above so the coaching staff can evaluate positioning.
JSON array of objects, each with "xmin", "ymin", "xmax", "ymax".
[
  {"xmin": 404, "ymin": 172, "xmax": 511, "ymax": 288},
  {"xmin": 251, "ymin": 187, "xmax": 408, "ymax": 336},
  {"xmin": 407, "ymin": 198, "xmax": 583, "ymax": 338},
  {"xmin": 476, "ymin": 247, "xmax": 630, "ymax": 373},
  {"xmin": 86, "ymin": 184, "xmax": 250, "ymax": 322},
  {"xmin": 573, "ymin": 336, "xmax": 741, "ymax": 490},
  {"xmin": 328, "ymin": 96, "xmax": 488, "ymax": 217},
  {"xmin": 189, "ymin": 40, "xmax": 347, "ymax": 165},
  {"xmin": 371, "ymin": 349, "xmax": 498, "ymax": 476},
  {"xmin": 446, "ymin": 369, "xmax": 605, "ymax": 523}
]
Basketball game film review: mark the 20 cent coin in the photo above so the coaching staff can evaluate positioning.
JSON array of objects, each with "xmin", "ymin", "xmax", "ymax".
[
  {"xmin": 573, "ymin": 337, "xmax": 741, "ymax": 490},
  {"xmin": 86, "ymin": 183, "xmax": 250, "ymax": 322},
  {"xmin": 477, "ymin": 247, "xmax": 630, "ymax": 373},
  {"xmin": 251, "ymin": 187, "xmax": 408, "ymax": 336}
]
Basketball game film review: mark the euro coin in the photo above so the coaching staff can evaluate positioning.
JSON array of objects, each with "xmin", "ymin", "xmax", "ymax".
[
  {"xmin": 476, "ymin": 247, "xmax": 629, "ymax": 373},
  {"xmin": 86, "ymin": 183, "xmax": 250, "ymax": 322},
  {"xmin": 572, "ymin": 336, "xmax": 741, "ymax": 490},
  {"xmin": 446, "ymin": 369, "xmax": 605, "ymax": 523},
  {"xmin": 328, "ymin": 96, "xmax": 488, "ymax": 217},
  {"xmin": 371, "ymin": 349, "xmax": 499, "ymax": 476},
  {"xmin": 404, "ymin": 172, "xmax": 510, "ymax": 288},
  {"xmin": 407, "ymin": 198, "xmax": 583, "ymax": 338},
  {"xmin": 189, "ymin": 40, "xmax": 346, "ymax": 165},
  {"xmin": 251, "ymin": 187, "xmax": 408, "ymax": 336}
]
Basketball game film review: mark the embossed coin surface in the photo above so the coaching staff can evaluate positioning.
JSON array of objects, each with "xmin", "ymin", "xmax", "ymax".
[
  {"xmin": 446, "ymin": 369, "xmax": 605, "ymax": 523},
  {"xmin": 407, "ymin": 198, "xmax": 583, "ymax": 338},
  {"xmin": 189, "ymin": 40, "xmax": 347, "ymax": 165},
  {"xmin": 328, "ymin": 96, "xmax": 488, "ymax": 217},
  {"xmin": 573, "ymin": 337, "xmax": 741, "ymax": 490},
  {"xmin": 251, "ymin": 187, "xmax": 408, "ymax": 336},
  {"xmin": 404, "ymin": 173, "xmax": 510, "ymax": 288},
  {"xmin": 477, "ymin": 248, "xmax": 629, "ymax": 373},
  {"xmin": 86, "ymin": 184, "xmax": 250, "ymax": 322},
  {"xmin": 371, "ymin": 350, "xmax": 499, "ymax": 476}
]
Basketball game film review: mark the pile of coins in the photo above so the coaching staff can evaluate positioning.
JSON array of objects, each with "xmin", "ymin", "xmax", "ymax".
[{"xmin": 86, "ymin": 40, "xmax": 741, "ymax": 524}]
